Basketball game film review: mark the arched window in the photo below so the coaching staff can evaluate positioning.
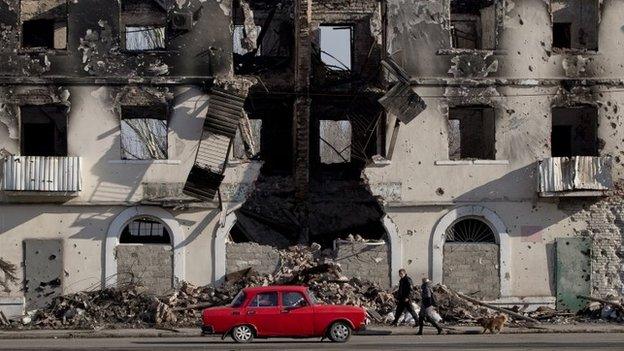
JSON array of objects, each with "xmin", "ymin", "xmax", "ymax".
[
  {"xmin": 445, "ymin": 217, "xmax": 496, "ymax": 243},
  {"xmin": 119, "ymin": 217, "xmax": 171, "ymax": 244}
]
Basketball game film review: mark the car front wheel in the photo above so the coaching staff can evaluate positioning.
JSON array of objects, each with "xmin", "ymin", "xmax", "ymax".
[
  {"xmin": 231, "ymin": 325, "xmax": 254, "ymax": 343},
  {"xmin": 327, "ymin": 321, "xmax": 351, "ymax": 343}
]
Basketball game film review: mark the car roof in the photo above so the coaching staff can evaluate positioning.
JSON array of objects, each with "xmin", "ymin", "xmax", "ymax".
[{"xmin": 242, "ymin": 285, "xmax": 308, "ymax": 294}]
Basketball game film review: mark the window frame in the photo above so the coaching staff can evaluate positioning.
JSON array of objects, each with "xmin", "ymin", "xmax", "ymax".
[
  {"xmin": 119, "ymin": 105, "xmax": 169, "ymax": 161},
  {"xmin": 448, "ymin": 0, "xmax": 499, "ymax": 51},
  {"xmin": 319, "ymin": 24, "xmax": 354, "ymax": 72}
]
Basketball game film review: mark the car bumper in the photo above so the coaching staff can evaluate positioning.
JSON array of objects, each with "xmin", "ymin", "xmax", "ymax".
[{"xmin": 200, "ymin": 325, "xmax": 214, "ymax": 335}]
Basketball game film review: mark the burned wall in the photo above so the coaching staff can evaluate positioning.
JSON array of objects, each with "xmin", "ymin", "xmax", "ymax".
[{"xmin": 0, "ymin": 0, "xmax": 233, "ymax": 78}]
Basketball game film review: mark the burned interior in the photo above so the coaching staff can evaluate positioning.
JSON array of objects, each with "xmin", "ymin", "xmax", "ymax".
[
  {"xmin": 224, "ymin": 0, "xmax": 392, "ymax": 248},
  {"xmin": 551, "ymin": 0, "xmax": 599, "ymax": 51},
  {"xmin": 450, "ymin": 0, "xmax": 497, "ymax": 50},
  {"xmin": 20, "ymin": 105, "xmax": 68, "ymax": 157},
  {"xmin": 232, "ymin": 0, "xmax": 294, "ymax": 74},
  {"xmin": 20, "ymin": 0, "xmax": 67, "ymax": 50},
  {"xmin": 551, "ymin": 105, "xmax": 598, "ymax": 157},
  {"xmin": 448, "ymin": 105, "xmax": 496, "ymax": 160}
]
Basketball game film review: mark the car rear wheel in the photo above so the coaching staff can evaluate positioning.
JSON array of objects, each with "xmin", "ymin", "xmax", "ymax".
[
  {"xmin": 231, "ymin": 325, "xmax": 254, "ymax": 343},
  {"xmin": 327, "ymin": 321, "xmax": 351, "ymax": 343}
]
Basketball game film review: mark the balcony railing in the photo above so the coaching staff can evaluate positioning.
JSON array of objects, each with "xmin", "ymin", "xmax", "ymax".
[
  {"xmin": 538, "ymin": 156, "xmax": 612, "ymax": 197},
  {"xmin": 2, "ymin": 156, "xmax": 82, "ymax": 193}
]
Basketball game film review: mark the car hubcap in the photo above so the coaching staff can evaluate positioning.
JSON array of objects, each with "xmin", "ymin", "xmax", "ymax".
[
  {"xmin": 235, "ymin": 326, "xmax": 252, "ymax": 341},
  {"xmin": 332, "ymin": 324, "xmax": 349, "ymax": 340}
]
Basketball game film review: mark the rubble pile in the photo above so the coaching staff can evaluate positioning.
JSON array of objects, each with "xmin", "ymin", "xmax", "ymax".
[{"xmin": 3, "ymin": 244, "xmax": 623, "ymax": 330}]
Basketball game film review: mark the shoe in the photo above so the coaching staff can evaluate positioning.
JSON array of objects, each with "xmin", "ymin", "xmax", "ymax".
[
  {"xmin": 416, "ymin": 330, "xmax": 423, "ymax": 335},
  {"xmin": 437, "ymin": 328, "xmax": 443, "ymax": 335}
]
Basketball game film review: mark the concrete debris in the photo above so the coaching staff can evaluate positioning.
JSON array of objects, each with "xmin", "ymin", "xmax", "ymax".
[{"xmin": 3, "ymin": 246, "xmax": 623, "ymax": 330}]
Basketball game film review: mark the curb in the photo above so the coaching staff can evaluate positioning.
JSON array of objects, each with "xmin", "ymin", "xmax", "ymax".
[{"xmin": 1, "ymin": 326, "xmax": 623, "ymax": 339}]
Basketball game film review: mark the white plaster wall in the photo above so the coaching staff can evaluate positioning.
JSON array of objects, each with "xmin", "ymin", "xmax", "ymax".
[
  {"xmin": 386, "ymin": 200, "xmax": 590, "ymax": 298},
  {"xmin": 0, "ymin": 205, "xmax": 220, "ymax": 298}
]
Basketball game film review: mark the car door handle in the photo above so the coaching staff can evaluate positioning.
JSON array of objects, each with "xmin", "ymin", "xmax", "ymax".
[
  {"xmin": 247, "ymin": 310, "xmax": 256, "ymax": 315},
  {"xmin": 280, "ymin": 309, "xmax": 290, "ymax": 314}
]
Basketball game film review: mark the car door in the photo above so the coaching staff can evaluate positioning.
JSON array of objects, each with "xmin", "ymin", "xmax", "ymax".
[
  {"xmin": 276, "ymin": 291, "xmax": 315, "ymax": 336},
  {"xmin": 244, "ymin": 291, "xmax": 281, "ymax": 336}
]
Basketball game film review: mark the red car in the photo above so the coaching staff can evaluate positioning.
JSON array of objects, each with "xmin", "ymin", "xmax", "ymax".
[{"xmin": 201, "ymin": 285, "xmax": 366, "ymax": 343}]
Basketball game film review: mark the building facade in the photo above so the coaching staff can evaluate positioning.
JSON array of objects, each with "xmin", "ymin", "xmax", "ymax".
[{"xmin": 1, "ymin": 0, "xmax": 623, "ymax": 315}]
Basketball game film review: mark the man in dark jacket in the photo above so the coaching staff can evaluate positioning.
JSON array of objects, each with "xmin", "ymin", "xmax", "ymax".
[
  {"xmin": 417, "ymin": 277, "xmax": 443, "ymax": 335},
  {"xmin": 390, "ymin": 269, "xmax": 419, "ymax": 326}
]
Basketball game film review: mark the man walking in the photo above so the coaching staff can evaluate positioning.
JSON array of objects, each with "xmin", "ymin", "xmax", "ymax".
[
  {"xmin": 417, "ymin": 277, "xmax": 443, "ymax": 335},
  {"xmin": 390, "ymin": 269, "xmax": 419, "ymax": 326}
]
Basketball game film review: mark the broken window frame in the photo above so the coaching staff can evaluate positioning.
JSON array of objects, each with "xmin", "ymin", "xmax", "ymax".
[
  {"xmin": 550, "ymin": 0, "xmax": 600, "ymax": 53},
  {"xmin": 20, "ymin": 1, "xmax": 69, "ymax": 52},
  {"xmin": 318, "ymin": 24, "xmax": 354, "ymax": 72},
  {"xmin": 551, "ymin": 104, "xmax": 599, "ymax": 158},
  {"xmin": 120, "ymin": 0, "xmax": 169, "ymax": 53},
  {"xmin": 19, "ymin": 104, "xmax": 69, "ymax": 157},
  {"xmin": 447, "ymin": 105, "xmax": 497, "ymax": 161},
  {"xmin": 120, "ymin": 105, "xmax": 169, "ymax": 161},
  {"xmin": 448, "ymin": 0, "xmax": 499, "ymax": 51},
  {"xmin": 318, "ymin": 119, "xmax": 353, "ymax": 165},
  {"xmin": 123, "ymin": 25, "xmax": 167, "ymax": 52}
]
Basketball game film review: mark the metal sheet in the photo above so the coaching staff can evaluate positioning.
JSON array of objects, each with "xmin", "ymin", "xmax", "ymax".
[
  {"xmin": 538, "ymin": 156, "xmax": 611, "ymax": 194},
  {"xmin": 205, "ymin": 89, "xmax": 245, "ymax": 138},
  {"xmin": 183, "ymin": 166, "xmax": 225, "ymax": 201},
  {"xmin": 378, "ymin": 81, "xmax": 427, "ymax": 124},
  {"xmin": 2, "ymin": 156, "xmax": 82, "ymax": 192},
  {"xmin": 195, "ymin": 131, "xmax": 231, "ymax": 173},
  {"xmin": 556, "ymin": 237, "xmax": 591, "ymax": 312},
  {"xmin": 573, "ymin": 156, "xmax": 612, "ymax": 190}
]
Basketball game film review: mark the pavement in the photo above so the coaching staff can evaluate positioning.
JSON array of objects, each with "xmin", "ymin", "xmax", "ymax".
[
  {"xmin": 0, "ymin": 333, "xmax": 623, "ymax": 350},
  {"xmin": 1, "ymin": 323, "xmax": 624, "ymax": 339}
]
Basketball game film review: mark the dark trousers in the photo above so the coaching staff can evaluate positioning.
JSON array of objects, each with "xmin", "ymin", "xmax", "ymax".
[
  {"xmin": 392, "ymin": 300, "xmax": 419, "ymax": 325},
  {"xmin": 418, "ymin": 306, "xmax": 442, "ymax": 333}
]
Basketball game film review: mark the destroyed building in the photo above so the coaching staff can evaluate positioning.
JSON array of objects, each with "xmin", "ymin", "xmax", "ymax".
[{"xmin": 0, "ymin": 0, "xmax": 623, "ymax": 319}]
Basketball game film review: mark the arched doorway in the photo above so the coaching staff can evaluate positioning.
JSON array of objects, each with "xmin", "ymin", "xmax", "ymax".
[
  {"xmin": 443, "ymin": 217, "xmax": 500, "ymax": 300},
  {"xmin": 432, "ymin": 205, "xmax": 510, "ymax": 298},
  {"xmin": 116, "ymin": 217, "xmax": 173, "ymax": 295},
  {"xmin": 105, "ymin": 206, "xmax": 185, "ymax": 291}
]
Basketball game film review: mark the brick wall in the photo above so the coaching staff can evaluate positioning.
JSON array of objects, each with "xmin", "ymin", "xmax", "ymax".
[
  {"xmin": 443, "ymin": 243, "xmax": 500, "ymax": 300},
  {"xmin": 226, "ymin": 243, "xmax": 281, "ymax": 276},
  {"xmin": 560, "ymin": 197, "xmax": 624, "ymax": 297},
  {"xmin": 334, "ymin": 241, "xmax": 390, "ymax": 288},
  {"xmin": 116, "ymin": 244, "xmax": 173, "ymax": 296}
]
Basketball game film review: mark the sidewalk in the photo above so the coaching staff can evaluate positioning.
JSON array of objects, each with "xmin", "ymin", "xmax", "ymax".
[{"xmin": 1, "ymin": 323, "xmax": 623, "ymax": 339}]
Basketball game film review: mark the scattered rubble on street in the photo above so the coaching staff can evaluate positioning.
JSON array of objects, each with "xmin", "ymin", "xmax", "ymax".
[{"xmin": 1, "ymin": 244, "xmax": 622, "ymax": 330}]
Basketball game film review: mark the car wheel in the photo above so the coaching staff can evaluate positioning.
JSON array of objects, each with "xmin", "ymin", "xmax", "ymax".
[
  {"xmin": 231, "ymin": 325, "xmax": 254, "ymax": 343},
  {"xmin": 327, "ymin": 321, "xmax": 351, "ymax": 343}
]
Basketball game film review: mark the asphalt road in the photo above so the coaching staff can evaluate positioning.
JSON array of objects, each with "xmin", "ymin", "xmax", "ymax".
[{"xmin": 0, "ymin": 333, "xmax": 623, "ymax": 350}]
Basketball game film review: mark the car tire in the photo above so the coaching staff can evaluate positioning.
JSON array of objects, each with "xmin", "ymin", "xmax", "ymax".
[
  {"xmin": 327, "ymin": 321, "xmax": 351, "ymax": 343},
  {"xmin": 231, "ymin": 325, "xmax": 255, "ymax": 343}
]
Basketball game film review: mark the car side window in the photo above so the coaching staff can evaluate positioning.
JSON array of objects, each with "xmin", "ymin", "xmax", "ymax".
[
  {"xmin": 283, "ymin": 292, "xmax": 307, "ymax": 307},
  {"xmin": 249, "ymin": 292, "xmax": 278, "ymax": 307}
]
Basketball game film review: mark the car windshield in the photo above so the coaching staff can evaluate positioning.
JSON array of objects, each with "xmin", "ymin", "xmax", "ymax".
[
  {"xmin": 306, "ymin": 290, "xmax": 318, "ymax": 305},
  {"xmin": 231, "ymin": 291, "xmax": 245, "ymax": 307}
]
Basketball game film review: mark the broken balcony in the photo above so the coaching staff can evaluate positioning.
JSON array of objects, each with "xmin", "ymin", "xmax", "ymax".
[
  {"xmin": 537, "ymin": 156, "xmax": 612, "ymax": 197},
  {"xmin": 1, "ymin": 156, "xmax": 82, "ymax": 195}
]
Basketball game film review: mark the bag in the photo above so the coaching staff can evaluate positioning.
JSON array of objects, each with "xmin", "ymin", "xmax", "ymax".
[{"xmin": 425, "ymin": 306, "xmax": 442, "ymax": 323}]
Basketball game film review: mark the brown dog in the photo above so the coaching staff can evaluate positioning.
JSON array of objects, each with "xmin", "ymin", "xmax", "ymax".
[{"xmin": 476, "ymin": 314, "xmax": 508, "ymax": 334}]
